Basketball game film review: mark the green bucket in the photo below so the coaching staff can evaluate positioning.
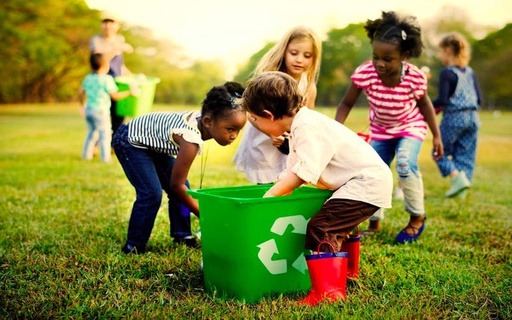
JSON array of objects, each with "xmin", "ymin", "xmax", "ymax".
[
  {"xmin": 115, "ymin": 75, "xmax": 160, "ymax": 117},
  {"xmin": 187, "ymin": 184, "xmax": 332, "ymax": 303}
]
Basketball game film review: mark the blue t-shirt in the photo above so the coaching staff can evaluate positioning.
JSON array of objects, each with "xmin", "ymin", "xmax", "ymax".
[{"xmin": 81, "ymin": 73, "xmax": 118, "ymax": 113}]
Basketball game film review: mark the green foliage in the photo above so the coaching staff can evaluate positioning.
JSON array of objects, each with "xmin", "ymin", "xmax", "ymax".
[
  {"xmin": 1, "ymin": 4, "xmax": 512, "ymax": 110},
  {"xmin": 0, "ymin": 105, "xmax": 511, "ymax": 318},
  {"xmin": 234, "ymin": 42, "xmax": 275, "ymax": 85},
  {"xmin": 317, "ymin": 23, "xmax": 371, "ymax": 106},
  {"xmin": 472, "ymin": 24, "xmax": 512, "ymax": 109},
  {"xmin": 120, "ymin": 25, "xmax": 226, "ymax": 105},
  {"xmin": 0, "ymin": 0, "xmax": 97, "ymax": 103}
]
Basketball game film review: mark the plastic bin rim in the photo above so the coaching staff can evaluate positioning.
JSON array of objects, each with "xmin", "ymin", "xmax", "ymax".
[
  {"xmin": 187, "ymin": 185, "xmax": 332, "ymax": 204},
  {"xmin": 115, "ymin": 76, "xmax": 161, "ymax": 84}
]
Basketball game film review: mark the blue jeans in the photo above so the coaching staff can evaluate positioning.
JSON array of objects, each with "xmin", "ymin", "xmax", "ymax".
[
  {"xmin": 83, "ymin": 109, "xmax": 111, "ymax": 162},
  {"xmin": 113, "ymin": 124, "xmax": 192, "ymax": 248},
  {"xmin": 370, "ymin": 137, "xmax": 425, "ymax": 219}
]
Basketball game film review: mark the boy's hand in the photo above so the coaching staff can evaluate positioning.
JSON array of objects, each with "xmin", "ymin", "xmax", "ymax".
[
  {"xmin": 272, "ymin": 135, "xmax": 285, "ymax": 148},
  {"xmin": 130, "ymin": 83, "xmax": 140, "ymax": 97},
  {"xmin": 129, "ymin": 84, "xmax": 140, "ymax": 97}
]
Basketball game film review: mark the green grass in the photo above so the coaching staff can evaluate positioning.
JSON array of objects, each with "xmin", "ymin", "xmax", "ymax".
[{"xmin": 0, "ymin": 104, "xmax": 511, "ymax": 319}]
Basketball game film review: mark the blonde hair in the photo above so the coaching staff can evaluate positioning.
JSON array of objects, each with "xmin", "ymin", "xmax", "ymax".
[
  {"xmin": 253, "ymin": 26, "xmax": 322, "ymax": 98},
  {"xmin": 439, "ymin": 32, "xmax": 471, "ymax": 67}
]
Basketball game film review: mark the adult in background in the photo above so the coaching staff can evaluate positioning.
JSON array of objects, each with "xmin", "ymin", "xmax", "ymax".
[{"xmin": 90, "ymin": 12, "xmax": 133, "ymax": 139}]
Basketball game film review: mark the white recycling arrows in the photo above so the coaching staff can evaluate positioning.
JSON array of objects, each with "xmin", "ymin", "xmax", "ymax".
[
  {"xmin": 256, "ymin": 215, "xmax": 309, "ymax": 275},
  {"xmin": 257, "ymin": 239, "xmax": 287, "ymax": 275},
  {"xmin": 270, "ymin": 215, "xmax": 309, "ymax": 235}
]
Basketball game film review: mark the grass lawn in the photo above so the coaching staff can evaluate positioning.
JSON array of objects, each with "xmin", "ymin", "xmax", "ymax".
[{"xmin": 0, "ymin": 104, "xmax": 511, "ymax": 319}]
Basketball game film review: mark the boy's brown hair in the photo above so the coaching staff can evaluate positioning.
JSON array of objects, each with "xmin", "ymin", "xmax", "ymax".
[
  {"xmin": 241, "ymin": 71, "xmax": 303, "ymax": 119},
  {"xmin": 89, "ymin": 53, "xmax": 106, "ymax": 72}
]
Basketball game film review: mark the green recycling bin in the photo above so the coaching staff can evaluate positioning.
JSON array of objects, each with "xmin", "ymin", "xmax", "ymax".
[
  {"xmin": 115, "ymin": 75, "xmax": 160, "ymax": 117},
  {"xmin": 187, "ymin": 184, "xmax": 332, "ymax": 303}
]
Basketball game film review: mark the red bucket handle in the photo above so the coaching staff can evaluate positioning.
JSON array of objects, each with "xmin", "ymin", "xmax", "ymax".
[{"xmin": 316, "ymin": 241, "xmax": 336, "ymax": 254}]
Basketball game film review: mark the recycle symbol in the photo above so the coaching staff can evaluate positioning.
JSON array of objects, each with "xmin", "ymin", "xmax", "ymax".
[{"xmin": 256, "ymin": 215, "xmax": 309, "ymax": 275}]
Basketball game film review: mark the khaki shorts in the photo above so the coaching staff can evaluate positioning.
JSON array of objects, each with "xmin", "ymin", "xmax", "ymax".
[{"xmin": 305, "ymin": 199, "xmax": 379, "ymax": 252}]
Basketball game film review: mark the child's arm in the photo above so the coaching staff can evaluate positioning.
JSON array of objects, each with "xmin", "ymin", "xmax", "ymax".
[
  {"xmin": 417, "ymin": 95, "xmax": 444, "ymax": 160},
  {"xmin": 169, "ymin": 134, "xmax": 200, "ymax": 216},
  {"xmin": 335, "ymin": 83, "xmax": 362, "ymax": 123},
  {"xmin": 264, "ymin": 171, "xmax": 305, "ymax": 197},
  {"xmin": 110, "ymin": 87, "xmax": 138, "ymax": 101}
]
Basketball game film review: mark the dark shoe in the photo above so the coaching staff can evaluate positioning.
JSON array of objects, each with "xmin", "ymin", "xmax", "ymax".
[
  {"xmin": 395, "ymin": 218, "xmax": 426, "ymax": 244},
  {"xmin": 174, "ymin": 237, "xmax": 200, "ymax": 249},
  {"xmin": 122, "ymin": 243, "xmax": 146, "ymax": 254}
]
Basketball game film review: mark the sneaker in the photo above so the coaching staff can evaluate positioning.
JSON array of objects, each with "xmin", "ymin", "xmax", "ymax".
[
  {"xmin": 174, "ymin": 237, "xmax": 201, "ymax": 249},
  {"xmin": 445, "ymin": 171, "xmax": 471, "ymax": 198},
  {"xmin": 122, "ymin": 243, "xmax": 146, "ymax": 254}
]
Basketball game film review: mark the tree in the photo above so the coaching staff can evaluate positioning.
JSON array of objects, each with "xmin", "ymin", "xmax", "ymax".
[
  {"xmin": 472, "ymin": 24, "xmax": 512, "ymax": 109},
  {"xmin": 233, "ymin": 43, "xmax": 274, "ymax": 85},
  {"xmin": 317, "ymin": 23, "xmax": 371, "ymax": 106},
  {"xmin": 0, "ymin": 0, "xmax": 97, "ymax": 103}
]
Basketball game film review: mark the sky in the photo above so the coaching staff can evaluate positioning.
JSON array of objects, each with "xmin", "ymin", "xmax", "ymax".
[{"xmin": 85, "ymin": 0, "xmax": 511, "ymax": 73}]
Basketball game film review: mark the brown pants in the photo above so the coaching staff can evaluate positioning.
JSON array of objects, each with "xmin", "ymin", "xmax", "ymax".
[{"xmin": 305, "ymin": 199, "xmax": 379, "ymax": 252}]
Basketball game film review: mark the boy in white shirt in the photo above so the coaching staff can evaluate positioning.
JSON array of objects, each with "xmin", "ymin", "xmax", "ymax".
[{"xmin": 241, "ymin": 71, "xmax": 393, "ymax": 305}]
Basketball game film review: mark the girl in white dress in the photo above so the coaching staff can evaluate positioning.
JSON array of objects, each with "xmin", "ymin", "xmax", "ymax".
[{"xmin": 233, "ymin": 26, "xmax": 322, "ymax": 183}]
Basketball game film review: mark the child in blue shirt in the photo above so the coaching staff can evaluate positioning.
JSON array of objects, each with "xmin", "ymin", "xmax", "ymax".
[{"xmin": 79, "ymin": 53, "xmax": 137, "ymax": 163}]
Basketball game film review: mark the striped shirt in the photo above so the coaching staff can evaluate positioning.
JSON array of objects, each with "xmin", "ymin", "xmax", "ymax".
[
  {"xmin": 351, "ymin": 61, "xmax": 428, "ymax": 141},
  {"xmin": 127, "ymin": 111, "xmax": 203, "ymax": 155}
]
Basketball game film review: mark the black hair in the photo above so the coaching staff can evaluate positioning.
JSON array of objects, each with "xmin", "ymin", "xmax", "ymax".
[
  {"xmin": 364, "ymin": 11, "xmax": 423, "ymax": 58},
  {"xmin": 201, "ymin": 81, "xmax": 245, "ymax": 120},
  {"xmin": 89, "ymin": 53, "xmax": 104, "ymax": 71}
]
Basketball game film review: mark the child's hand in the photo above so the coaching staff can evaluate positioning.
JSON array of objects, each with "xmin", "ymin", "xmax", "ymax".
[
  {"xmin": 431, "ymin": 136, "xmax": 444, "ymax": 161},
  {"xmin": 272, "ymin": 135, "xmax": 285, "ymax": 148},
  {"xmin": 129, "ymin": 84, "xmax": 140, "ymax": 97},
  {"xmin": 79, "ymin": 105, "xmax": 85, "ymax": 117}
]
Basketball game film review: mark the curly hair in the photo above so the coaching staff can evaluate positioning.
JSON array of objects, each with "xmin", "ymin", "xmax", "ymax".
[
  {"xmin": 364, "ymin": 11, "xmax": 423, "ymax": 58},
  {"xmin": 201, "ymin": 81, "xmax": 245, "ymax": 120}
]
